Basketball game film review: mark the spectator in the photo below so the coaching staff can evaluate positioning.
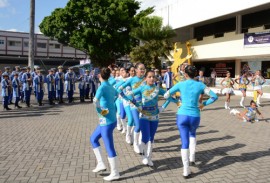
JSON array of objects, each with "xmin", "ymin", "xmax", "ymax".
[{"xmin": 211, "ymin": 68, "xmax": 217, "ymax": 87}]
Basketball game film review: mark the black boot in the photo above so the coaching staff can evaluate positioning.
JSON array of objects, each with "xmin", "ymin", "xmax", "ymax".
[
  {"xmin": 38, "ymin": 100, "xmax": 43, "ymax": 106},
  {"xmin": 26, "ymin": 101, "xmax": 30, "ymax": 107},
  {"xmin": 5, "ymin": 106, "xmax": 12, "ymax": 110}
]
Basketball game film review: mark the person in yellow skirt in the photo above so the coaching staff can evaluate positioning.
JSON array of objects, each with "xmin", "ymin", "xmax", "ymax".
[
  {"xmin": 234, "ymin": 71, "xmax": 250, "ymax": 108},
  {"xmin": 220, "ymin": 71, "xmax": 234, "ymax": 109},
  {"xmin": 251, "ymin": 70, "xmax": 265, "ymax": 107}
]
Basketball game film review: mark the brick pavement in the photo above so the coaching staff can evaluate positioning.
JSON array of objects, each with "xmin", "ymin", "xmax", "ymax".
[{"xmin": 0, "ymin": 94, "xmax": 270, "ymax": 183}]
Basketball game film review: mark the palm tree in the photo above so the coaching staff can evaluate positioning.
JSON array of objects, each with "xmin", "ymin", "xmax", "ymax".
[{"xmin": 130, "ymin": 16, "xmax": 176, "ymax": 69}]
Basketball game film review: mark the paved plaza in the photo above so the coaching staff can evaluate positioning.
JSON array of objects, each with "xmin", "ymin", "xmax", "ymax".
[{"xmin": 0, "ymin": 94, "xmax": 270, "ymax": 183}]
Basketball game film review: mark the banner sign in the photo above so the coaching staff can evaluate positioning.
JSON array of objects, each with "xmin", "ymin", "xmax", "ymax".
[{"xmin": 244, "ymin": 31, "xmax": 270, "ymax": 48}]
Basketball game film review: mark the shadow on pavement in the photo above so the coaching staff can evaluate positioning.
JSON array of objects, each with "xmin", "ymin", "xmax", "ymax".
[
  {"xmin": 121, "ymin": 143, "xmax": 248, "ymax": 180},
  {"xmin": 193, "ymin": 147, "xmax": 270, "ymax": 177}
]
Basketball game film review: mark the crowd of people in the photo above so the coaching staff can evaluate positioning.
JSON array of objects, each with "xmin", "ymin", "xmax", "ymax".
[
  {"xmin": 0, "ymin": 65, "xmax": 99, "ymax": 110},
  {"xmin": 89, "ymin": 63, "xmax": 218, "ymax": 181},
  {"xmin": 1, "ymin": 62, "xmax": 267, "ymax": 180}
]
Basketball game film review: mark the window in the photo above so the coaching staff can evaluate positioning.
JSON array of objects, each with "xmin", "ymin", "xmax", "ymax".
[
  {"xmin": 37, "ymin": 42, "xmax": 47, "ymax": 48},
  {"xmin": 8, "ymin": 41, "xmax": 21, "ymax": 47},
  {"xmin": 55, "ymin": 44, "xmax": 60, "ymax": 49},
  {"xmin": 24, "ymin": 42, "xmax": 29, "ymax": 47},
  {"xmin": 0, "ymin": 40, "xmax": 4, "ymax": 45}
]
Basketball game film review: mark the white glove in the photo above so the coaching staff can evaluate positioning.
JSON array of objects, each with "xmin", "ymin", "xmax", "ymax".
[
  {"xmin": 164, "ymin": 91, "xmax": 170, "ymax": 99},
  {"xmin": 158, "ymin": 106, "xmax": 165, "ymax": 113},
  {"xmin": 162, "ymin": 83, "xmax": 166, "ymax": 89}
]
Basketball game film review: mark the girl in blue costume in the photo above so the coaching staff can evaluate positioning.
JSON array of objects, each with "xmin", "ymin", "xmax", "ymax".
[
  {"xmin": 164, "ymin": 65, "xmax": 218, "ymax": 178},
  {"xmin": 109, "ymin": 67, "xmax": 124, "ymax": 131},
  {"xmin": 125, "ymin": 66, "xmax": 136, "ymax": 144},
  {"xmin": 117, "ymin": 63, "xmax": 145, "ymax": 154},
  {"xmin": 121, "ymin": 70, "xmax": 178, "ymax": 166},
  {"xmin": 114, "ymin": 67, "xmax": 129, "ymax": 134},
  {"xmin": 115, "ymin": 67, "xmax": 135, "ymax": 143},
  {"xmin": 90, "ymin": 68, "xmax": 120, "ymax": 181}
]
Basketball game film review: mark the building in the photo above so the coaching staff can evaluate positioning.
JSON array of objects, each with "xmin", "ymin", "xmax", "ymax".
[
  {"xmin": 0, "ymin": 30, "xmax": 87, "ymax": 70},
  {"xmin": 142, "ymin": 0, "xmax": 270, "ymax": 82}
]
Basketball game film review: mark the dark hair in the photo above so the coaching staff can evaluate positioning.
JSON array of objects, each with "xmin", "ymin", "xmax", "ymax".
[
  {"xmin": 185, "ymin": 65, "xmax": 197, "ymax": 78},
  {"xmin": 100, "ymin": 67, "xmax": 111, "ymax": 80},
  {"xmin": 250, "ymin": 100, "xmax": 256, "ymax": 106},
  {"xmin": 127, "ymin": 66, "xmax": 135, "ymax": 71},
  {"xmin": 135, "ymin": 62, "xmax": 144, "ymax": 69},
  {"xmin": 145, "ymin": 70, "xmax": 154, "ymax": 77}
]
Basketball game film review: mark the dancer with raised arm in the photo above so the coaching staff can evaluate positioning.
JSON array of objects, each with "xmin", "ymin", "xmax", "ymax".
[{"xmin": 164, "ymin": 65, "xmax": 218, "ymax": 178}]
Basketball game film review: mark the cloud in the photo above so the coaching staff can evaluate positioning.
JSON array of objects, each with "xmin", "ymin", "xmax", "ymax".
[
  {"xmin": 6, "ymin": 28, "xmax": 19, "ymax": 32},
  {"xmin": 0, "ymin": 0, "xmax": 8, "ymax": 8}
]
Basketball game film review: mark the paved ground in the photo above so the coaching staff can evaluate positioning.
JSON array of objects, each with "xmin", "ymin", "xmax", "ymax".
[{"xmin": 0, "ymin": 94, "xmax": 270, "ymax": 183}]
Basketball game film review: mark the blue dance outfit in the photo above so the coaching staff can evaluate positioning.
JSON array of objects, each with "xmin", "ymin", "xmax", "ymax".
[
  {"xmin": 165, "ymin": 78, "xmax": 218, "ymax": 176},
  {"xmin": 166, "ymin": 79, "xmax": 218, "ymax": 148},
  {"xmin": 90, "ymin": 80, "xmax": 118, "ymax": 157},
  {"xmin": 117, "ymin": 76, "xmax": 144, "ymax": 132}
]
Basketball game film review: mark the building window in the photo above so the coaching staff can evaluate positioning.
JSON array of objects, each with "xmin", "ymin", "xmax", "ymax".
[
  {"xmin": 0, "ymin": 40, "xmax": 4, "ymax": 45},
  {"xmin": 8, "ymin": 41, "xmax": 21, "ymax": 47},
  {"xmin": 55, "ymin": 44, "xmax": 60, "ymax": 49},
  {"xmin": 24, "ymin": 42, "xmax": 29, "ymax": 47},
  {"xmin": 37, "ymin": 42, "xmax": 47, "ymax": 48}
]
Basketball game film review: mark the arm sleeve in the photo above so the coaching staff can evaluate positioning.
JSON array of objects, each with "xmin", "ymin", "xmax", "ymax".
[
  {"xmin": 12, "ymin": 80, "xmax": 17, "ymax": 88},
  {"xmin": 158, "ymin": 88, "xmax": 166, "ymax": 96},
  {"xmin": 117, "ymin": 78, "xmax": 131, "ymax": 93},
  {"xmin": 202, "ymin": 86, "xmax": 218, "ymax": 106},
  {"xmin": 93, "ymin": 87, "xmax": 103, "ymax": 113},
  {"xmin": 161, "ymin": 97, "xmax": 179, "ymax": 109},
  {"xmin": 120, "ymin": 86, "xmax": 141, "ymax": 105},
  {"xmin": 165, "ymin": 82, "xmax": 180, "ymax": 98}
]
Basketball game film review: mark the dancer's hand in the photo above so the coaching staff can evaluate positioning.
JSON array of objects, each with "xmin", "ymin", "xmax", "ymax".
[
  {"xmin": 158, "ymin": 106, "xmax": 165, "ymax": 113},
  {"xmin": 100, "ymin": 109, "xmax": 109, "ymax": 116},
  {"xmin": 164, "ymin": 91, "xmax": 170, "ymax": 99},
  {"xmin": 199, "ymin": 103, "xmax": 204, "ymax": 110}
]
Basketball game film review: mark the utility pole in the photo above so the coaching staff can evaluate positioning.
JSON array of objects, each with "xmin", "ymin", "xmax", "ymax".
[{"xmin": 28, "ymin": 0, "xmax": 35, "ymax": 70}]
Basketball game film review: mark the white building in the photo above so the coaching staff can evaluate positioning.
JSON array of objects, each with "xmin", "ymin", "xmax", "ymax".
[
  {"xmin": 0, "ymin": 30, "xmax": 87, "ymax": 70},
  {"xmin": 141, "ymin": 0, "xmax": 270, "ymax": 80}
]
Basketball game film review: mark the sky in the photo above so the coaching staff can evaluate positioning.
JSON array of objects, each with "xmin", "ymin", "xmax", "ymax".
[
  {"xmin": 0, "ymin": 0, "xmax": 69, "ymax": 33},
  {"xmin": 0, "ymin": 0, "xmax": 151, "ymax": 34},
  {"xmin": 1, "ymin": 0, "xmax": 269, "ymax": 33}
]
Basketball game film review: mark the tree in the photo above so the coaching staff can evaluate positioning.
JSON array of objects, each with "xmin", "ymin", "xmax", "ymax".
[
  {"xmin": 39, "ymin": 0, "xmax": 154, "ymax": 66},
  {"xmin": 130, "ymin": 16, "xmax": 176, "ymax": 69}
]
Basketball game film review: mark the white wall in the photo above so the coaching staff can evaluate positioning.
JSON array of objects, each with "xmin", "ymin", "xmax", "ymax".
[
  {"xmin": 140, "ymin": 0, "xmax": 270, "ymax": 29},
  {"xmin": 180, "ymin": 27, "xmax": 270, "ymax": 61}
]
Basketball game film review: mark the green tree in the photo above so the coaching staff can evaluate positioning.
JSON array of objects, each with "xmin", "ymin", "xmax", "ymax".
[
  {"xmin": 39, "ymin": 0, "xmax": 153, "ymax": 66},
  {"xmin": 130, "ymin": 16, "xmax": 176, "ymax": 69}
]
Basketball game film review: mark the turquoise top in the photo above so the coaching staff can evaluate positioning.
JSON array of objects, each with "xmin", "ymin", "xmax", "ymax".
[
  {"xmin": 169, "ymin": 79, "xmax": 218, "ymax": 117},
  {"xmin": 94, "ymin": 81, "xmax": 118, "ymax": 126},
  {"xmin": 133, "ymin": 84, "xmax": 166, "ymax": 118},
  {"xmin": 118, "ymin": 76, "xmax": 145, "ymax": 109}
]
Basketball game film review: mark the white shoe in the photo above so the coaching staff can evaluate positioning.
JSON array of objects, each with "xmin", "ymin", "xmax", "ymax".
[
  {"xmin": 92, "ymin": 147, "xmax": 107, "ymax": 173},
  {"xmin": 117, "ymin": 125, "xmax": 122, "ymax": 131},
  {"xmin": 181, "ymin": 149, "xmax": 191, "ymax": 178},
  {"xmin": 133, "ymin": 132, "xmax": 141, "ymax": 154},
  {"xmin": 133, "ymin": 144, "xmax": 141, "ymax": 154},
  {"xmin": 103, "ymin": 157, "xmax": 120, "ymax": 181}
]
